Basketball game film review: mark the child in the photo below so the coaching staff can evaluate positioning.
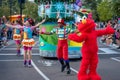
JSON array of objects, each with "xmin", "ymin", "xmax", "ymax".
[
  {"xmin": 6, "ymin": 18, "xmax": 45, "ymax": 67},
  {"xmin": 40, "ymin": 18, "xmax": 74, "ymax": 74},
  {"xmin": 12, "ymin": 20, "xmax": 23, "ymax": 56}
]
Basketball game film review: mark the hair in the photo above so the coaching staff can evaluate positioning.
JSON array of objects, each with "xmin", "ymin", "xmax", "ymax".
[
  {"xmin": 16, "ymin": 20, "xmax": 23, "ymax": 26},
  {"xmin": 27, "ymin": 18, "xmax": 35, "ymax": 26}
]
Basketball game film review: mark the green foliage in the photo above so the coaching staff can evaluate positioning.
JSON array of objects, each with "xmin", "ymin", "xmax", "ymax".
[
  {"xmin": 23, "ymin": 1, "xmax": 38, "ymax": 19},
  {"xmin": 0, "ymin": 6, "xmax": 10, "ymax": 17},
  {"xmin": 97, "ymin": 1, "xmax": 113, "ymax": 21},
  {"xmin": 112, "ymin": 1, "xmax": 120, "ymax": 17}
]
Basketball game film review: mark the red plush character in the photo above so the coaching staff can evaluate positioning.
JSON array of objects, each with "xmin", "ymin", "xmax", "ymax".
[{"xmin": 68, "ymin": 19, "xmax": 114, "ymax": 80}]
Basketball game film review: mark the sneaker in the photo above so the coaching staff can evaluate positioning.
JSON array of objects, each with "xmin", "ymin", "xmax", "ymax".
[
  {"xmin": 67, "ymin": 68, "xmax": 71, "ymax": 74},
  {"xmin": 24, "ymin": 60, "xmax": 27, "ymax": 67},
  {"xmin": 28, "ymin": 64, "xmax": 32, "ymax": 68}
]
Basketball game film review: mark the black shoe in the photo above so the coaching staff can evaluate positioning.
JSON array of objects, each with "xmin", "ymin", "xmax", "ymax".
[
  {"xmin": 67, "ymin": 68, "xmax": 71, "ymax": 74},
  {"xmin": 61, "ymin": 65, "xmax": 66, "ymax": 72}
]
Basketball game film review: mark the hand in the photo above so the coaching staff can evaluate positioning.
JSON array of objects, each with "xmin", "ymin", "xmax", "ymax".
[{"xmin": 39, "ymin": 31, "xmax": 45, "ymax": 34}]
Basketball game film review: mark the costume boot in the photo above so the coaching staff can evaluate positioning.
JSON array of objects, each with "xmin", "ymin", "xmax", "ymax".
[
  {"xmin": 65, "ymin": 60, "xmax": 71, "ymax": 74},
  {"xmin": 59, "ymin": 59, "xmax": 66, "ymax": 72}
]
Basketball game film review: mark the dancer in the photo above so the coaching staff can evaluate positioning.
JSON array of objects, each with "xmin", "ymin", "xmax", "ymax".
[
  {"xmin": 12, "ymin": 20, "xmax": 23, "ymax": 56},
  {"xmin": 11, "ymin": 15, "xmax": 23, "ymax": 56},
  {"xmin": 40, "ymin": 18, "xmax": 74, "ymax": 74},
  {"xmin": 6, "ymin": 18, "xmax": 45, "ymax": 67},
  {"xmin": 68, "ymin": 18, "xmax": 114, "ymax": 80}
]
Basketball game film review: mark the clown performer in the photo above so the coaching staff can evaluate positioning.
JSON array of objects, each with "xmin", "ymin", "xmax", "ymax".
[
  {"xmin": 68, "ymin": 18, "xmax": 115, "ymax": 80},
  {"xmin": 40, "ymin": 18, "xmax": 76, "ymax": 74},
  {"xmin": 6, "ymin": 18, "xmax": 46, "ymax": 67}
]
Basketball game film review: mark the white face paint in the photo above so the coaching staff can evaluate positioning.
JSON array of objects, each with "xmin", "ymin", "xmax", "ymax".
[
  {"xmin": 82, "ymin": 15, "xmax": 87, "ymax": 20},
  {"xmin": 76, "ymin": 15, "xmax": 82, "ymax": 23}
]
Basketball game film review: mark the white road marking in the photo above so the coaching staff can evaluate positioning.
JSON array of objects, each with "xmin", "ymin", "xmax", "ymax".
[
  {"xmin": 3, "ymin": 48, "xmax": 38, "ymax": 50},
  {"xmin": 31, "ymin": 60, "xmax": 50, "ymax": 80},
  {"xmin": 0, "ymin": 53, "xmax": 39, "ymax": 56},
  {"xmin": 111, "ymin": 58, "xmax": 120, "ymax": 62},
  {"xmin": 0, "ymin": 59, "xmax": 23, "ymax": 62},
  {"xmin": 70, "ymin": 67, "xmax": 78, "ymax": 73},
  {"xmin": 99, "ymin": 48, "xmax": 118, "ymax": 54},
  {"xmin": 98, "ymin": 53, "xmax": 108, "ymax": 54}
]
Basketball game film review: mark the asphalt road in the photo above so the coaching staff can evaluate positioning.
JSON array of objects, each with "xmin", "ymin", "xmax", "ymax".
[{"xmin": 0, "ymin": 39, "xmax": 120, "ymax": 80}]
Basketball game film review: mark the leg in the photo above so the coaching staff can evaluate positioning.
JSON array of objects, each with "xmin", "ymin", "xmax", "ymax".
[
  {"xmin": 15, "ymin": 40, "xmax": 21, "ymax": 56},
  {"xmin": 88, "ymin": 55, "xmax": 101, "ymax": 80},
  {"xmin": 63, "ymin": 43, "xmax": 71, "ymax": 74},
  {"xmin": 57, "ymin": 45, "xmax": 63, "ymax": 59},
  {"xmin": 28, "ymin": 47, "xmax": 32, "ymax": 67},
  {"xmin": 23, "ymin": 46, "xmax": 28, "ymax": 67},
  {"xmin": 78, "ymin": 57, "xmax": 90, "ymax": 80},
  {"xmin": 57, "ymin": 44, "xmax": 65, "ymax": 72},
  {"xmin": 116, "ymin": 39, "xmax": 120, "ymax": 49}
]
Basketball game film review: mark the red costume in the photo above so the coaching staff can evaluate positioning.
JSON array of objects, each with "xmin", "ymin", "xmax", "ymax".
[{"xmin": 68, "ymin": 19, "xmax": 114, "ymax": 80}]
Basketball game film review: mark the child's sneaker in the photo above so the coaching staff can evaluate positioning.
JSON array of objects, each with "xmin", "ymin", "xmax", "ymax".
[
  {"xmin": 28, "ymin": 60, "xmax": 32, "ymax": 68},
  {"xmin": 24, "ymin": 60, "xmax": 27, "ymax": 67},
  {"xmin": 28, "ymin": 64, "xmax": 32, "ymax": 68}
]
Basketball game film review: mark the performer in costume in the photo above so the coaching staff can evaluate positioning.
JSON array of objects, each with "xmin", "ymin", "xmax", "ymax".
[
  {"xmin": 6, "ymin": 18, "xmax": 45, "ymax": 67},
  {"xmin": 12, "ymin": 15, "xmax": 23, "ymax": 56},
  {"xmin": 68, "ymin": 18, "xmax": 115, "ymax": 80},
  {"xmin": 13, "ymin": 20, "xmax": 23, "ymax": 56},
  {"xmin": 40, "ymin": 18, "xmax": 75, "ymax": 74}
]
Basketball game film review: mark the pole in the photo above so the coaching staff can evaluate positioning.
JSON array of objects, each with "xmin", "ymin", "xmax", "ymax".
[
  {"xmin": 9, "ymin": 0, "xmax": 12, "ymax": 21},
  {"xmin": 20, "ymin": 0, "xmax": 22, "ymax": 21}
]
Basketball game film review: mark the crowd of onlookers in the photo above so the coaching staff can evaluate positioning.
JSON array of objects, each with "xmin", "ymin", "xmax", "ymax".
[
  {"xmin": 98, "ymin": 18, "xmax": 120, "ymax": 49},
  {"xmin": 0, "ymin": 16, "xmax": 9, "ymax": 47}
]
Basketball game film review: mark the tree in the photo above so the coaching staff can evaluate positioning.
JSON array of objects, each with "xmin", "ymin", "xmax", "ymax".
[
  {"xmin": 0, "ymin": 0, "xmax": 20, "ymax": 17},
  {"xmin": 112, "ymin": 1, "xmax": 120, "ymax": 17},
  {"xmin": 23, "ymin": 1, "xmax": 38, "ymax": 19},
  {"xmin": 97, "ymin": 0, "xmax": 113, "ymax": 21}
]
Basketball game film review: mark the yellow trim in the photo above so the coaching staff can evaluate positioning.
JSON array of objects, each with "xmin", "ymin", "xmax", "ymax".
[{"xmin": 24, "ymin": 32, "xmax": 27, "ymax": 39}]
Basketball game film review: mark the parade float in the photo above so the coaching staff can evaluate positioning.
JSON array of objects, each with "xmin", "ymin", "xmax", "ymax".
[{"xmin": 36, "ymin": 0, "xmax": 91, "ymax": 58}]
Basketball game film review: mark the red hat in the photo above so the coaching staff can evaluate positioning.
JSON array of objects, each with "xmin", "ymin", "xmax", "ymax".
[{"xmin": 57, "ymin": 18, "xmax": 66, "ymax": 25}]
